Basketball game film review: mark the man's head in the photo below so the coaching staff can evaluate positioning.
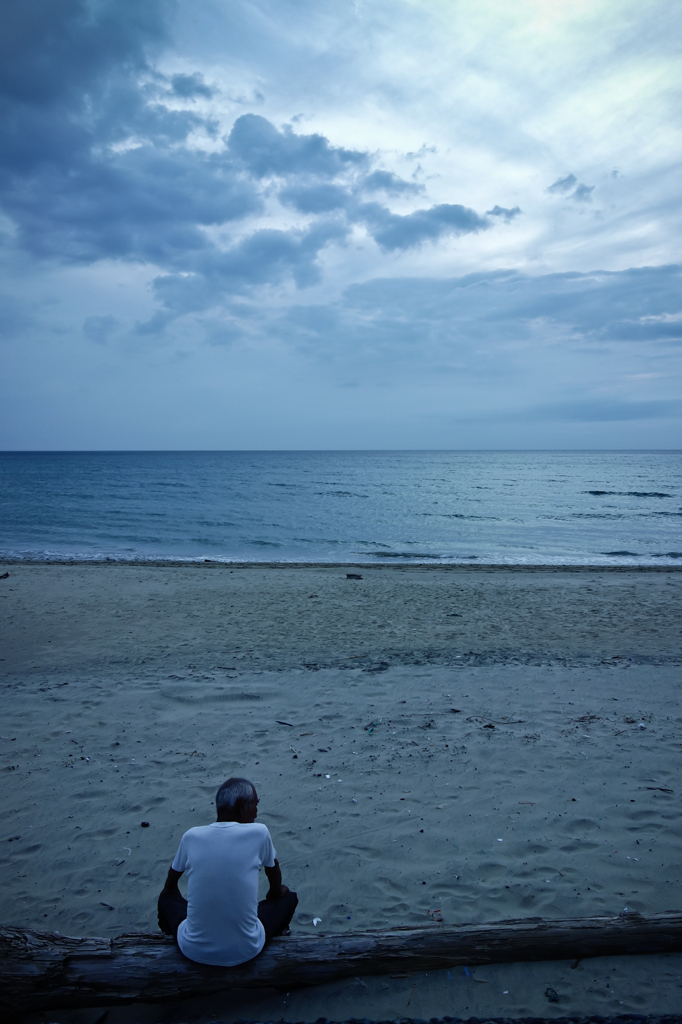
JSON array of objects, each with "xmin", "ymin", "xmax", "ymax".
[{"xmin": 215, "ymin": 777, "xmax": 258, "ymax": 823}]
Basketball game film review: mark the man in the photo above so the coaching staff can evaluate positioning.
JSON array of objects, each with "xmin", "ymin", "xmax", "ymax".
[{"xmin": 158, "ymin": 777, "xmax": 298, "ymax": 966}]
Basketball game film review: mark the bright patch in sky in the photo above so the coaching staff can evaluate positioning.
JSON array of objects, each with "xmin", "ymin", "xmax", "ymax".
[{"xmin": 0, "ymin": 0, "xmax": 680, "ymax": 448}]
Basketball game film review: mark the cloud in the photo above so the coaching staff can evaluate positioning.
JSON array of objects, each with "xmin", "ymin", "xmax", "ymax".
[
  {"xmin": 278, "ymin": 182, "xmax": 351, "ymax": 214},
  {"xmin": 360, "ymin": 202, "xmax": 489, "ymax": 251},
  {"xmin": 278, "ymin": 178, "xmax": 489, "ymax": 255},
  {"xmin": 2, "ymin": 0, "xmax": 681, "ymax": 450},
  {"xmin": 2, "ymin": 0, "xmax": 617, "ymax": 368},
  {"xmin": 0, "ymin": 0, "xmax": 259, "ymax": 267},
  {"xmin": 361, "ymin": 170, "xmax": 423, "ymax": 196},
  {"xmin": 572, "ymin": 183, "xmax": 594, "ymax": 202},
  {"xmin": 0, "ymin": 2, "xmax": 506, "ymax": 322},
  {"xmin": 151, "ymin": 220, "xmax": 349, "ymax": 314},
  {"xmin": 10, "ymin": 146, "xmax": 262, "ymax": 264},
  {"xmin": 486, "ymin": 205, "xmax": 522, "ymax": 221},
  {"xmin": 133, "ymin": 310, "xmax": 174, "ymax": 336},
  {"xmin": 170, "ymin": 72, "xmax": 214, "ymax": 99},
  {"xmin": 227, "ymin": 113, "xmax": 368, "ymax": 178},
  {"xmin": 278, "ymin": 264, "xmax": 682, "ymax": 366},
  {"xmin": 546, "ymin": 174, "xmax": 594, "ymax": 203},
  {"xmin": 0, "ymin": 0, "xmax": 169, "ymax": 171},
  {"xmin": 279, "ymin": 171, "xmax": 488, "ymax": 252},
  {"xmin": 547, "ymin": 173, "xmax": 577, "ymax": 194}
]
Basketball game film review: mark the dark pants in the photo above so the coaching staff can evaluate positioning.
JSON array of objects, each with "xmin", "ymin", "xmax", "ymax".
[{"xmin": 158, "ymin": 888, "xmax": 298, "ymax": 943}]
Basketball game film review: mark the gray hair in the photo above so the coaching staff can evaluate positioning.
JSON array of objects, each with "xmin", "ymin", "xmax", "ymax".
[{"xmin": 216, "ymin": 777, "xmax": 257, "ymax": 811}]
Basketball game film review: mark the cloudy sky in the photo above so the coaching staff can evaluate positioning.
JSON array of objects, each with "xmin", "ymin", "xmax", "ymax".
[{"xmin": 1, "ymin": 0, "xmax": 680, "ymax": 449}]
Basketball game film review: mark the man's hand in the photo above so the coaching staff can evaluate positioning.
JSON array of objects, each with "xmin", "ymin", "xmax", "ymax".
[{"xmin": 264, "ymin": 858, "xmax": 286, "ymax": 900}]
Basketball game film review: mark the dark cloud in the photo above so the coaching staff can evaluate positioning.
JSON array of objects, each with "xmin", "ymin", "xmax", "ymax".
[
  {"xmin": 151, "ymin": 220, "xmax": 348, "ymax": 315},
  {"xmin": 361, "ymin": 170, "xmax": 423, "ymax": 195},
  {"xmin": 227, "ymin": 113, "xmax": 368, "ymax": 178},
  {"xmin": 486, "ymin": 205, "xmax": 522, "ymax": 221},
  {"xmin": 572, "ymin": 183, "xmax": 594, "ymax": 202},
  {"xmin": 0, "ymin": 0, "xmax": 169, "ymax": 172},
  {"xmin": 546, "ymin": 174, "xmax": 594, "ymax": 203},
  {"xmin": 360, "ymin": 202, "xmax": 489, "ymax": 251},
  {"xmin": 405, "ymin": 144, "xmax": 437, "ymax": 159},
  {"xmin": 278, "ymin": 264, "xmax": 682, "ymax": 363},
  {"xmin": 0, "ymin": 1, "xmax": 166, "ymax": 103},
  {"xmin": 279, "ymin": 183, "xmax": 351, "ymax": 213},
  {"xmin": 279, "ymin": 176, "xmax": 486, "ymax": 252},
  {"xmin": 170, "ymin": 72, "xmax": 214, "ymax": 99},
  {"xmin": 134, "ymin": 310, "xmax": 174, "ymax": 337},
  {"xmin": 0, "ymin": 0, "xmax": 257, "ymax": 267},
  {"xmin": 547, "ymin": 173, "xmax": 577, "ymax": 194},
  {"xmin": 0, "ymin": 0, "xmax": 510, "ymax": 322},
  {"xmin": 9, "ymin": 145, "xmax": 261, "ymax": 264}
]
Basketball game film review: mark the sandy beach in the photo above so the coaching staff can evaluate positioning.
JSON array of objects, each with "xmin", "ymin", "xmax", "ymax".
[{"xmin": 2, "ymin": 562, "xmax": 682, "ymax": 1021}]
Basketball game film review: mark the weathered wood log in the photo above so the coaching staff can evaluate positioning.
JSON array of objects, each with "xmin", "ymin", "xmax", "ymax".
[{"xmin": 2, "ymin": 911, "xmax": 681, "ymax": 1013}]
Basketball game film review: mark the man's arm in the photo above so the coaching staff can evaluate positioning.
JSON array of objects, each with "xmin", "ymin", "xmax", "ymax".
[
  {"xmin": 264, "ymin": 858, "xmax": 289, "ymax": 900},
  {"xmin": 161, "ymin": 866, "xmax": 183, "ymax": 894}
]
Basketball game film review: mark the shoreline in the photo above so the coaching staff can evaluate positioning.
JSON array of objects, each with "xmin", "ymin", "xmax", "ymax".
[{"xmin": 3, "ymin": 559, "xmax": 682, "ymax": 570}]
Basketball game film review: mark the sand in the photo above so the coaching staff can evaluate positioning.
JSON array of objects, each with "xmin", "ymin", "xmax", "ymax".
[{"xmin": 1, "ymin": 562, "xmax": 681, "ymax": 1022}]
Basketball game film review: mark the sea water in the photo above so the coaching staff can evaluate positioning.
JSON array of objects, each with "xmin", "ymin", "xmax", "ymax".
[{"xmin": 0, "ymin": 450, "xmax": 680, "ymax": 565}]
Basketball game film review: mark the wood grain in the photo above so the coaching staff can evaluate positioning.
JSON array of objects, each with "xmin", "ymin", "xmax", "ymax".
[{"xmin": 2, "ymin": 911, "xmax": 681, "ymax": 1013}]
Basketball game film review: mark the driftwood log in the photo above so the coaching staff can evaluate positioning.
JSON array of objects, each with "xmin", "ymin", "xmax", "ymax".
[{"xmin": 1, "ymin": 911, "xmax": 681, "ymax": 1014}]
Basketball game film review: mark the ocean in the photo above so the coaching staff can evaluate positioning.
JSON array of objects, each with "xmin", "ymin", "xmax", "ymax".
[{"xmin": 0, "ymin": 450, "xmax": 680, "ymax": 565}]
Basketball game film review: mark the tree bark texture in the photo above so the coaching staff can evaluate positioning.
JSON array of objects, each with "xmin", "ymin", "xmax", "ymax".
[{"xmin": 2, "ymin": 911, "xmax": 681, "ymax": 1013}]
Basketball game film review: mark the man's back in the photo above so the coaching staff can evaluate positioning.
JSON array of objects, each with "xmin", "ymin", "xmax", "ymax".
[{"xmin": 172, "ymin": 820, "xmax": 276, "ymax": 966}]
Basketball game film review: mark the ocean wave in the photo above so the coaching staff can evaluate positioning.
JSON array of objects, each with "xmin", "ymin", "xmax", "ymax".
[
  {"xmin": 291, "ymin": 537, "xmax": 344, "ymax": 545},
  {"xmin": 3, "ymin": 549, "xmax": 682, "ymax": 566},
  {"xmin": 586, "ymin": 490, "xmax": 673, "ymax": 498},
  {"xmin": 3, "ymin": 450, "xmax": 682, "ymax": 567},
  {"xmin": 568, "ymin": 513, "xmax": 627, "ymax": 519},
  {"xmin": 368, "ymin": 551, "xmax": 443, "ymax": 559},
  {"xmin": 315, "ymin": 490, "xmax": 369, "ymax": 497},
  {"xmin": 419, "ymin": 512, "xmax": 496, "ymax": 520}
]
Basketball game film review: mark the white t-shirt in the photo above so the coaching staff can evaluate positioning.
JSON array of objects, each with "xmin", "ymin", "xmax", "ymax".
[{"xmin": 172, "ymin": 821, "xmax": 276, "ymax": 967}]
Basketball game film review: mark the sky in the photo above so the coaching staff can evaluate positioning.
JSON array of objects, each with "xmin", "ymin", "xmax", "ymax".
[{"xmin": 0, "ymin": 0, "xmax": 681, "ymax": 450}]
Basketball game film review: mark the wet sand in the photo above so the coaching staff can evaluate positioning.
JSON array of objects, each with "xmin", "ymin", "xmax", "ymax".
[{"xmin": 1, "ymin": 563, "xmax": 681, "ymax": 1021}]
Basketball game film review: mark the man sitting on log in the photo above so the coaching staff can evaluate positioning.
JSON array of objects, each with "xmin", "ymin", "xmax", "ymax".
[{"xmin": 158, "ymin": 777, "xmax": 298, "ymax": 966}]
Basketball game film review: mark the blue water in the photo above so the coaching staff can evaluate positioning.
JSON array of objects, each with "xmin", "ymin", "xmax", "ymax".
[{"xmin": 0, "ymin": 451, "xmax": 680, "ymax": 565}]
